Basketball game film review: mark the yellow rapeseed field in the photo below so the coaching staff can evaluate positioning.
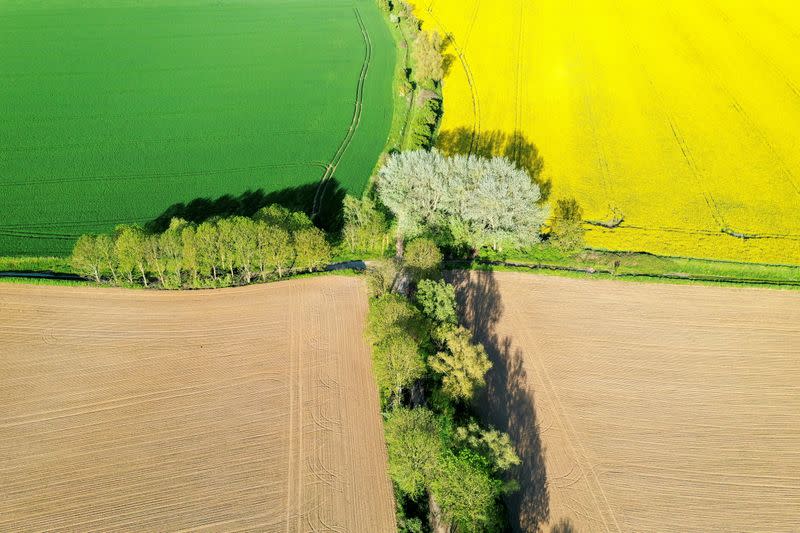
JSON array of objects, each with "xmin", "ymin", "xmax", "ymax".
[{"xmin": 411, "ymin": 0, "xmax": 800, "ymax": 265}]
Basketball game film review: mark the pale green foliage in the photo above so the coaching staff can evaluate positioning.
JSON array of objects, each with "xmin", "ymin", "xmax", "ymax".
[
  {"xmin": 114, "ymin": 225, "xmax": 148, "ymax": 285},
  {"xmin": 367, "ymin": 294, "xmax": 428, "ymax": 345},
  {"xmin": 72, "ymin": 207, "xmax": 331, "ymax": 288},
  {"xmin": 448, "ymin": 153, "xmax": 548, "ymax": 250},
  {"xmin": 255, "ymin": 221, "xmax": 293, "ymax": 279},
  {"xmin": 195, "ymin": 221, "xmax": 220, "ymax": 281},
  {"xmin": 70, "ymin": 235, "xmax": 103, "ymax": 282},
  {"xmin": 181, "ymin": 225, "xmax": 200, "ymax": 286},
  {"xmin": 455, "ymin": 422, "xmax": 521, "ymax": 472},
  {"xmin": 413, "ymin": 31, "xmax": 444, "ymax": 83},
  {"xmin": 373, "ymin": 333, "xmax": 426, "ymax": 407},
  {"xmin": 95, "ymin": 234, "xmax": 117, "ymax": 283},
  {"xmin": 549, "ymin": 197, "xmax": 586, "ymax": 252},
  {"xmin": 404, "ymin": 238, "xmax": 442, "ymax": 281},
  {"xmin": 342, "ymin": 194, "xmax": 391, "ymax": 254},
  {"xmin": 415, "ymin": 279, "xmax": 457, "ymax": 324},
  {"xmin": 254, "ymin": 204, "xmax": 312, "ymax": 233},
  {"xmin": 229, "ymin": 216, "xmax": 257, "ymax": 283},
  {"xmin": 293, "ymin": 226, "xmax": 331, "ymax": 273},
  {"xmin": 366, "ymin": 259, "xmax": 400, "ymax": 298},
  {"xmin": 377, "ymin": 149, "xmax": 450, "ymax": 238},
  {"xmin": 378, "ymin": 150, "xmax": 548, "ymax": 251},
  {"xmin": 430, "ymin": 453, "xmax": 498, "ymax": 532},
  {"xmin": 384, "ymin": 408, "xmax": 442, "ymax": 498},
  {"xmin": 430, "ymin": 325, "xmax": 491, "ymax": 401}
]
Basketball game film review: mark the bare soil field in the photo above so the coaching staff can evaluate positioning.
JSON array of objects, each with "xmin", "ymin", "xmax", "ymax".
[
  {"xmin": 0, "ymin": 277, "xmax": 395, "ymax": 532},
  {"xmin": 453, "ymin": 271, "xmax": 800, "ymax": 532}
]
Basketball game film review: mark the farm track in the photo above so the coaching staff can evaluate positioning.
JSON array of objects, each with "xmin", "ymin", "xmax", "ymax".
[
  {"xmin": 312, "ymin": 8, "xmax": 373, "ymax": 217},
  {"xmin": 455, "ymin": 271, "xmax": 800, "ymax": 532},
  {"xmin": 0, "ymin": 277, "xmax": 395, "ymax": 532}
]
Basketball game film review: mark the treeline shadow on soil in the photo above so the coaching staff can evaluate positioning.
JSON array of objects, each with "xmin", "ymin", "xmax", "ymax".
[
  {"xmin": 437, "ymin": 128, "xmax": 551, "ymax": 201},
  {"xmin": 449, "ymin": 269, "xmax": 551, "ymax": 532},
  {"xmin": 147, "ymin": 179, "xmax": 346, "ymax": 234}
]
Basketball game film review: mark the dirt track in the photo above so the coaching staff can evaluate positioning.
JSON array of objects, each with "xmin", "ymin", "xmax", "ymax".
[
  {"xmin": 0, "ymin": 277, "xmax": 395, "ymax": 532},
  {"xmin": 453, "ymin": 271, "xmax": 800, "ymax": 532}
]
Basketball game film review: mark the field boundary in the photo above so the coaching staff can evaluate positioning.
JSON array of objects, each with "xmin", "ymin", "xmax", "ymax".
[{"xmin": 466, "ymin": 259, "xmax": 800, "ymax": 289}]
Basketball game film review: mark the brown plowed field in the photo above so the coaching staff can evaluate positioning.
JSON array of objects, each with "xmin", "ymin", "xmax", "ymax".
[
  {"xmin": 0, "ymin": 277, "xmax": 395, "ymax": 532},
  {"xmin": 452, "ymin": 271, "xmax": 800, "ymax": 533}
]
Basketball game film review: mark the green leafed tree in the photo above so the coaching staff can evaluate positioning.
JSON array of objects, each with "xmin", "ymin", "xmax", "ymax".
[
  {"xmin": 365, "ymin": 259, "xmax": 401, "ymax": 298},
  {"xmin": 455, "ymin": 421, "xmax": 521, "ymax": 473},
  {"xmin": 95, "ymin": 233, "xmax": 118, "ymax": 284},
  {"xmin": 342, "ymin": 194, "xmax": 391, "ymax": 254},
  {"xmin": 144, "ymin": 234, "xmax": 167, "ymax": 287},
  {"xmin": 70, "ymin": 235, "xmax": 104, "ymax": 282},
  {"xmin": 384, "ymin": 408, "xmax": 443, "ymax": 499},
  {"xmin": 413, "ymin": 31, "xmax": 444, "ymax": 84},
  {"xmin": 230, "ymin": 216, "xmax": 257, "ymax": 284},
  {"xmin": 404, "ymin": 238, "xmax": 443, "ymax": 282},
  {"xmin": 367, "ymin": 293, "xmax": 429, "ymax": 346},
  {"xmin": 181, "ymin": 224, "xmax": 200, "ymax": 287},
  {"xmin": 254, "ymin": 204, "xmax": 312, "ymax": 233},
  {"xmin": 292, "ymin": 226, "xmax": 331, "ymax": 273},
  {"xmin": 549, "ymin": 197, "xmax": 586, "ymax": 252},
  {"xmin": 255, "ymin": 221, "xmax": 293, "ymax": 280},
  {"xmin": 114, "ymin": 224, "xmax": 148, "ymax": 286},
  {"xmin": 430, "ymin": 324, "xmax": 491, "ymax": 401},
  {"xmin": 429, "ymin": 452, "xmax": 501, "ymax": 532},
  {"xmin": 415, "ymin": 279, "xmax": 457, "ymax": 325},
  {"xmin": 373, "ymin": 333, "xmax": 427, "ymax": 407},
  {"xmin": 160, "ymin": 218, "xmax": 186, "ymax": 288},
  {"xmin": 377, "ymin": 149, "xmax": 450, "ymax": 254},
  {"xmin": 215, "ymin": 217, "xmax": 237, "ymax": 281},
  {"xmin": 195, "ymin": 221, "xmax": 220, "ymax": 282},
  {"xmin": 378, "ymin": 150, "xmax": 549, "ymax": 253}
]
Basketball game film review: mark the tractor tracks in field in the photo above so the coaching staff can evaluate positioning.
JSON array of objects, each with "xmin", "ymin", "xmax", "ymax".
[
  {"xmin": 608, "ymin": 2, "xmax": 727, "ymax": 232},
  {"xmin": 312, "ymin": 8, "xmax": 372, "ymax": 218},
  {"xmin": 661, "ymin": 1, "xmax": 800, "ymax": 199}
]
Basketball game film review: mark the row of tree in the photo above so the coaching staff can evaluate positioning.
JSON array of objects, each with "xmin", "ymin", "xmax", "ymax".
[
  {"xmin": 71, "ymin": 205, "xmax": 331, "ymax": 288},
  {"xmin": 365, "ymin": 239, "xmax": 519, "ymax": 532}
]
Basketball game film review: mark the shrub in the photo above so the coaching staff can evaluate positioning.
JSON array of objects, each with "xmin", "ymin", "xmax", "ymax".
[
  {"xmin": 549, "ymin": 197, "xmax": 586, "ymax": 252},
  {"xmin": 404, "ymin": 238, "xmax": 443, "ymax": 281}
]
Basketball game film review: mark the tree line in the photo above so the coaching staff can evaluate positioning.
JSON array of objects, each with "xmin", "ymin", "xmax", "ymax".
[
  {"xmin": 365, "ymin": 239, "xmax": 519, "ymax": 532},
  {"xmin": 71, "ymin": 205, "xmax": 331, "ymax": 288}
]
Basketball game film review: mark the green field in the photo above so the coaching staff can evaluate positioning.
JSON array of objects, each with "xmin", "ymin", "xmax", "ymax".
[{"xmin": 0, "ymin": 0, "xmax": 394, "ymax": 255}]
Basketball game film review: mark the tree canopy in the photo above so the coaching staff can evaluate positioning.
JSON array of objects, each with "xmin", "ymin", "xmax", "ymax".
[{"xmin": 377, "ymin": 150, "xmax": 548, "ymax": 251}]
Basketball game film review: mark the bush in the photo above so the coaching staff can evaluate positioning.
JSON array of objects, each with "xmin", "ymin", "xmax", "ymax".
[
  {"xmin": 415, "ymin": 279, "xmax": 457, "ymax": 325},
  {"xmin": 549, "ymin": 197, "xmax": 586, "ymax": 252},
  {"xmin": 366, "ymin": 259, "xmax": 401, "ymax": 298},
  {"xmin": 404, "ymin": 238, "xmax": 443, "ymax": 281}
]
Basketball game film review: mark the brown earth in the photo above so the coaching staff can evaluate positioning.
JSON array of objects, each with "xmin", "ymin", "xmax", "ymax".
[
  {"xmin": 452, "ymin": 271, "xmax": 800, "ymax": 533},
  {"xmin": 0, "ymin": 277, "xmax": 395, "ymax": 532}
]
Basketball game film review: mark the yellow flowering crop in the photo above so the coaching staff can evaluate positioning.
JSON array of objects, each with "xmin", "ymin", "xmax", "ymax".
[{"xmin": 410, "ymin": 0, "xmax": 800, "ymax": 264}]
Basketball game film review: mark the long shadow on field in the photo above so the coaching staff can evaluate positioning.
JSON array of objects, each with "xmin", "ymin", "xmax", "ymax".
[
  {"xmin": 449, "ymin": 269, "xmax": 550, "ymax": 532},
  {"xmin": 147, "ymin": 179, "xmax": 346, "ymax": 234},
  {"xmin": 437, "ymin": 128, "xmax": 551, "ymax": 201}
]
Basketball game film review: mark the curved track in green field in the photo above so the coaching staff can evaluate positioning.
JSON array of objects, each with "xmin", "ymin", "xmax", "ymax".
[{"xmin": 0, "ymin": 0, "xmax": 395, "ymax": 255}]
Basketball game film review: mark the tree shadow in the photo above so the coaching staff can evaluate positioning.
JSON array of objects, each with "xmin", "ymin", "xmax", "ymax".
[
  {"xmin": 146, "ymin": 179, "xmax": 346, "ymax": 234},
  {"xmin": 436, "ymin": 128, "xmax": 551, "ymax": 201},
  {"xmin": 448, "ymin": 269, "xmax": 550, "ymax": 532},
  {"xmin": 441, "ymin": 36, "xmax": 457, "ymax": 78},
  {"xmin": 550, "ymin": 517, "xmax": 576, "ymax": 533}
]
